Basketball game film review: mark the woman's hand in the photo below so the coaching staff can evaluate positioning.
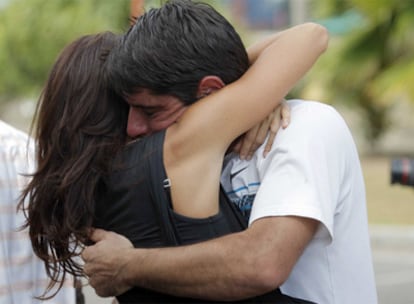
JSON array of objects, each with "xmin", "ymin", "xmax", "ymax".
[{"xmin": 233, "ymin": 101, "xmax": 290, "ymax": 160}]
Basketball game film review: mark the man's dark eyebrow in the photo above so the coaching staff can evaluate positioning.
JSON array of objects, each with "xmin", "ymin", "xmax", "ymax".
[
  {"xmin": 129, "ymin": 104, "xmax": 157, "ymax": 110},
  {"xmin": 140, "ymin": 105, "xmax": 159, "ymax": 110}
]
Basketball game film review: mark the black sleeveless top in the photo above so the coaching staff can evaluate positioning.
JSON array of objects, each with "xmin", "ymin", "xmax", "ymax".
[{"xmin": 94, "ymin": 131, "xmax": 315, "ymax": 304}]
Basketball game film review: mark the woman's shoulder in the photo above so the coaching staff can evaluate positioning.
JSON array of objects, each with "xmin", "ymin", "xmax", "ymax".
[
  {"xmin": 124, "ymin": 130, "xmax": 166, "ymax": 154},
  {"xmin": 109, "ymin": 130, "xmax": 167, "ymax": 175}
]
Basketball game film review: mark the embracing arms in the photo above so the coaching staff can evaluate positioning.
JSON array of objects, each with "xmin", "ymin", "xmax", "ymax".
[{"xmin": 83, "ymin": 216, "xmax": 318, "ymax": 300}]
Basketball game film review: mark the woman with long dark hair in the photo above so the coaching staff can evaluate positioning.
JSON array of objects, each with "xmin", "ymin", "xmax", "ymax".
[{"xmin": 19, "ymin": 32, "xmax": 129, "ymax": 297}]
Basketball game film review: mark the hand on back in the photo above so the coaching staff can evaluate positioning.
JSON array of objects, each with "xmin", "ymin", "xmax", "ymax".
[
  {"xmin": 82, "ymin": 229, "xmax": 134, "ymax": 297},
  {"xmin": 232, "ymin": 101, "xmax": 290, "ymax": 159}
]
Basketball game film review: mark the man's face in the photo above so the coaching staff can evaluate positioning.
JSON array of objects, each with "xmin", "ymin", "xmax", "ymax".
[{"xmin": 125, "ymin": 89, "xmax": 188, "ymax": 139}]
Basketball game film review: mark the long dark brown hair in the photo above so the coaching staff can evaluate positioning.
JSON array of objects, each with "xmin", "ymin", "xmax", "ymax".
[{"xmin": 18, "ymin": 32, "xmax": 129, "ymax": 298}]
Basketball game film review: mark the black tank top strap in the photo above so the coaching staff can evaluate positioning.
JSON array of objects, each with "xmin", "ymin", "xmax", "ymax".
[
  {"xmin": 144, "ymin": 130, "xmax": 180, "ymax": 246},
  {"xmin": 144, "ymin": 131, "xmax": 247, "ymax": 245}
]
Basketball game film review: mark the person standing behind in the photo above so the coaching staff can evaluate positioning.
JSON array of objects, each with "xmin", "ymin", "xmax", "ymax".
[{"xmin": 0, "ymin": 120, "xmax": 76, "ymax": 303}]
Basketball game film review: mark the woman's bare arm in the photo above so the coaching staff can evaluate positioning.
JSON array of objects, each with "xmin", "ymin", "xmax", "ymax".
[
  {"xmin": 174, "ymin": 23, "xmax": 328, "ymax": 156},
  {"xmin": 165, "ymin": 23, "xmax": 328, "ymax": 217}
]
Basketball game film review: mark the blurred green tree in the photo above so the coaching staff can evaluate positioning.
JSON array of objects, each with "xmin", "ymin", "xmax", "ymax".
[
  {"xmin": 0, "ymin": 0, "xmax": 130, "ymax": 102},
  {"xmin": 309, "ymin": 0, "xmax": 414, "ymax": 145}
]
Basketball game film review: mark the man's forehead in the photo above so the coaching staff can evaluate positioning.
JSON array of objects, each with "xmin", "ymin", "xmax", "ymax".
[
  {"xmin": 126, "ymin": 90, "xmax": 181, "ymax": 109},
  {"xmin": 126, "ymin": 89, "xmax": 154, "ymax": 105}
]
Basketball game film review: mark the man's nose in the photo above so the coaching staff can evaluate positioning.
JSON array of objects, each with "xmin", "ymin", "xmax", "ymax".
[{"xmin": 127, "ymin": 108, "xmax": 151, "ymax": 138}]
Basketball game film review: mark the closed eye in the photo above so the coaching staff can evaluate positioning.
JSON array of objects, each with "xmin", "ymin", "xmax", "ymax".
[{"xmin": 141, "ymin": 106, "xmax": 159, "ymax": 117}]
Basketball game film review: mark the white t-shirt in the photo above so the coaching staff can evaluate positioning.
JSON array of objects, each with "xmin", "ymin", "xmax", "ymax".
[{"xmin": 221, "ymin": 100, "xmax": 377, "ymax": 304}]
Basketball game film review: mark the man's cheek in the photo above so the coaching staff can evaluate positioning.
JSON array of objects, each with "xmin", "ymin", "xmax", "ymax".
[{"xmin": 150, "ymin": 117, "xmax": 174, "ymax": 132}]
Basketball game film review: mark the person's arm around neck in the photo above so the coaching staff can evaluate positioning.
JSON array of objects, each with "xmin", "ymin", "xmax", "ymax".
[
  {"xmin": 170, "ymin": 22, "xmax": 329, "ymax": 158},
  {"xmin": 247, "ymin": 31, "xmax": 283, "ymax": 65}
]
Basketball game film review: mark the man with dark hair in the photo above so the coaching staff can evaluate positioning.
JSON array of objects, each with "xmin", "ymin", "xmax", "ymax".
[
  {"xmin": 108, "ymin": 0, "xmax": 251, "ymax": 139},
  {"xmin": 83, "ymin": 1, "xmax": 377, "ymax": 303},
  {"xmin": 110, "ymin": 0, "xmax": 248, "ymax": 106}
]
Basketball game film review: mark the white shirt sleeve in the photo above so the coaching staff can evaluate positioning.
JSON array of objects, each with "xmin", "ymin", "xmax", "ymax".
[{"xmin": 249, "ymin": 100, "xmax": 350, "ymax": 244}]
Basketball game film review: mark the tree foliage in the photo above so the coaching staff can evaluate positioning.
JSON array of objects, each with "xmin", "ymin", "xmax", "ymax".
[
  {"xmin": 308, "ymin": 0, "xmax": 414, "ymax": 145},
  {"xmin": 0, "ymin": 0, "xmax": 130, "ymax": 101}
]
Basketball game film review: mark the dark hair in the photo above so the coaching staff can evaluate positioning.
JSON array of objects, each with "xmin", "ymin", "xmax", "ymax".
[
  {"xmin": 18, "ymin": 32, "xmax": 128, "ymax": 299},
  {"xmin": 109, "ymin": 0, "xmax": 249, "ymax": 104}
]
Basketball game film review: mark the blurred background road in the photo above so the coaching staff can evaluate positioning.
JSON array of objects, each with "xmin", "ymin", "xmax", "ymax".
[{"xmin": 371, "ymin": 225, "xmax": 414, "ymax": 303}]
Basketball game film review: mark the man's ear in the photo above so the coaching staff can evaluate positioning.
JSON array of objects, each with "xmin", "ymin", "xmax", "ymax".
[{"xmin": 196, "ymin": 76, "xmax": 225, "ymax": 98}]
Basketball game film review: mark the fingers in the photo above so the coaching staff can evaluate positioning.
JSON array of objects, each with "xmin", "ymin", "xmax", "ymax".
[
  {"xmin": 255, "ymin": 113, "xmax": 273, "ymax": 148},
  {"xmin": 280, "ymin": 101, "xmax": 291, "ymax": 129},
  {"xmin": 263, "ymin": 101, "xmax": 291, "ymax": 157},
  {"xmin": 83, "ymin": 264, "xmax": 91, "ymax": 279},
  {"xmin": 263, "ymin": 130, "xmax": 277, "ymax": 158},
  {"xmin": 82, "ymin": 252, "xmax": 95, "ymax": 283},
  {"xmin": 231, "ymin": 137, "xmax": 242, "ymax": 155},
  {"xmin": 234, "ymin": 101, "xmax": 291, "ymax": 160},
  {"xmin": 239, "ymin": 125, "xmax": 259, "ymax": 160},
  {"xmin": 82, "ymin": 228, "xmax": 106, "ymax": 262},
  {"xmin": 89, "ymin": 228, "xmax": 109, "ymax": 243},
  {"xmin": 261, "ymin": 107, "xmax": 280, "ymax": 158},
  {"xmin": 81, "ymin": 246, "xmax": 93, "ymax": 265}
]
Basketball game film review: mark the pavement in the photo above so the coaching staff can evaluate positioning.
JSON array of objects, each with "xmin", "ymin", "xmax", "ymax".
[
  {"xmin": 83, "ymin": 225, "xmax": 414, "ymax": 304},
  {"xmin": 370, "ymin": 225, "xmax": 414, "ymax": 304}
]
